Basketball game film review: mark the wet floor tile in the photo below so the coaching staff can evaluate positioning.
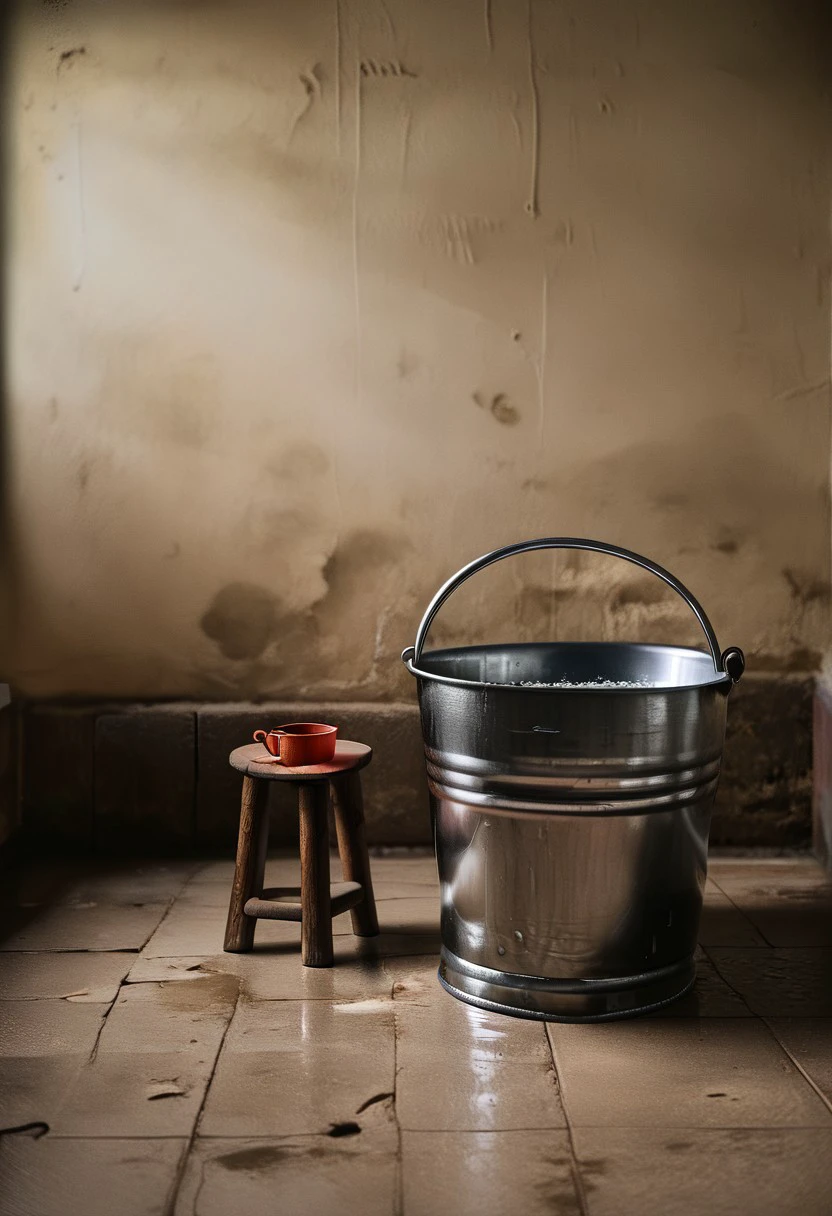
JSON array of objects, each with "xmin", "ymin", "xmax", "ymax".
[
  {"xmin": 126, "ymin": 949, "xmax": 394, "ymax": 1002},
  {"xmin": 0, "ymin": 951, "xmax": 132, "ymax": 1002},
  {"xmin": 708, "ymin": 861, "xmax": 832, "ymax": 946},
  {"xmin": 707, "ymin": 858, "xmax": 830, "ymax": 893},
  {"xmin": 0, "ymin": 860, "xmax": 195, "ymax": 910},
  {"xmin": 648, "ymin": 954, "xmax": 751, "ymax": 1017},
  {"xmin": 698, "ymin": 881, "xmax": 769, "ymax": 947},
  {"xmin": 200, "ymin": 998, "xmax": 396, "ymax": 1137},
  {"xmin": 94, "ymin": 972, "xmax": 238, "ymax": 1054},
  {"xmin": 732, "ymin": 906, "xmax": 832, "ymax": 949},
  {"xmin": 140, "ymin": 901, "xmax": 300, "ymax": 956},
  {"xmin": 189, "ymin": 853, "xmax": 436, "ymax": 888},
  {"xmin": 0, "ymin": 902, "xmax": 169, "ymax": 952},
  {"xmin": 3, "ymin": 854, "xmax": 830, "ymax": 1215},
  {"xmin": 334, "ymin": 895, "xmax": 439, "ymax": 937},
  {"xmin": 355, "ymin": 930, "xmax": 443, "ymax": 958},
  {"xmin": 231, "ymin": 951, "xmax": 393, "ymax": 1000},
  {"xmin": 0, "ymin": 1000, "xmax": 106, "ymax": 1057},
  {"xmin": 572, "ymin": 1127, "xmax": 832, "ymax": 1216},
  {"xmin": 0, "ymin": 1135, "xmax": 186, "ymax": 1216},
  {"xmin": 53, "ymin": 1049, "xmax": 221, "ymax": 1137},
  {"xmin": 356, "ymin": 855, "xmax": 438, "ymax": 885},
  {"xmin": 177, "ymin": 870, "xmax": 433, "ymax": 908},
  {"xmin": 51, "ymin": 975, "xmax": 239, "ymax": 1137},
  {"xmin": 393, "ymin": 961, "xmax": 565, "ymax": 1131},
  {"xmin": 403, "ymin": 1129, "xmax": 578, "ymax": 1216},
  {"xmin": 707, "ymin": 949, "xmax": 832, "ymax": 1016},
  {"xmin": 0, "ymin": 1056, "xmax": 85, "ymax": 1128},
  {"xmin": 369, "ymin": 880, "xmax": 440, "ymax": 900},
  {"xmin": 767, "ymin": 1019, "xmax": 832, "ymax": 1103},
  {"xmin": 144, "ymin": 898, "xmax": 441, "ymax": 961},
  {"xmin": 175, "ymin": 1132, "xmax": 398, "ymax": 1216},
  {"xmin": 547, "ymin": 1018, "xmax": 832, "ymax": 1128}
]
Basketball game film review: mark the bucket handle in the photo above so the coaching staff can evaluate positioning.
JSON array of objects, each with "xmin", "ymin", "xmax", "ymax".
[{"xmin": 405, "ymin": 537, "xmax": 744, "ymax": 682}]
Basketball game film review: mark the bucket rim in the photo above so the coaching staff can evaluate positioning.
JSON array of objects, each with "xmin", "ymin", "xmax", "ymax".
[{"xmin": 403, "ymin": 640, "xmax": 733, "ymax": 694}]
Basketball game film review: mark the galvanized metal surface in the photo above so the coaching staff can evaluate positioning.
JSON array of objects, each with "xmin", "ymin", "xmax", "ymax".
[{"xmin": 404, "ymin": 538, "xmax": 743, "ymax": 1022}]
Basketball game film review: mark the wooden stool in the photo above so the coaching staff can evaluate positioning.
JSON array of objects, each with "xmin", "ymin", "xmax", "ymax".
[{"xmin": 223, "ymin": 740, "xmax": 379, "ymax": 966}]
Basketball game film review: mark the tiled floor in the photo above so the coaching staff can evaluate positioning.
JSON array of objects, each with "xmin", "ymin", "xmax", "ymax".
[{"xmin": 1, "ymin": 854, "xmax": 831, "ymax": 1215}]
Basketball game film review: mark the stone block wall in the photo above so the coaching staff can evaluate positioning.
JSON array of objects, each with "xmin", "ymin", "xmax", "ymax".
[
  {"xmin": 19, "ymin": 702, "xmax": 431, "ymax": 854},
  {"xmin": 13, "ymin": 678, "xmax": 815, "ymax": 856}
]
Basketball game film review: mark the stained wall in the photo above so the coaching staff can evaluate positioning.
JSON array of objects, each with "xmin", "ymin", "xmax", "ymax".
[{"xmin": 6, "ymin": 0, "xmax": 831, "ymax": 701}]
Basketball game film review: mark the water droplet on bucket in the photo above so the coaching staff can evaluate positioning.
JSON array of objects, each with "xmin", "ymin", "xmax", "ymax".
[
  {"xmin": 497, "ymin": 945, "xmax": 506, "ymax": 956},
  {"xmin": 514, "ymin": 930, "xmax": 523, "ymax": 942}
]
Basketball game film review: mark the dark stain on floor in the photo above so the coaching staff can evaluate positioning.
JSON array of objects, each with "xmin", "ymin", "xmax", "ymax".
[
  {"xmin": 217, "ymin": 1145, "xmax": 288, "ymax": 1171},
  {"xmin": 327, "ymin": 1121, "xmax": 362, "ymax": 1137}
]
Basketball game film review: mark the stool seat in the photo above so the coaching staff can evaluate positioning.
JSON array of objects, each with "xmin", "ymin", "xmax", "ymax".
[
  {"xmin": 229, "ymin": 740, "xmax": 372, "ymax": 781},
  {"xmin": 223, "ymin": 738, "xmax": 379, "ymax": 966}
]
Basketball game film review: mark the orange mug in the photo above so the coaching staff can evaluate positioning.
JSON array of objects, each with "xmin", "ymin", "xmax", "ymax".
[{"xmin": 252, "ymin": 722, "xmax": 338, "ymax": 766}]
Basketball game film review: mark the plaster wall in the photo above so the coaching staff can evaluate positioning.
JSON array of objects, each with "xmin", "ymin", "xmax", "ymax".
[{"xmin": 6, "ymin": 0, "xmax": 831, "ymax": 700}]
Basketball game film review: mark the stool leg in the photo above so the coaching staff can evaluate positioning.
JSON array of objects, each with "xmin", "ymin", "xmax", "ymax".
[
  {"xmin": 224, "ymin": 776, "xmax": 270, "ymax": 953},
  {"xmin": 299, "ymin": 783, "xmax": 334, "ymax": 967},
  {"xmin": 332, "ymin": 771, "xmax": 380, "ymax": 937}
]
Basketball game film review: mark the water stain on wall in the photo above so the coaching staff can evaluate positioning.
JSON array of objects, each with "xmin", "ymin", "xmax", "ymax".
[
  {"xmin": 320, "ymin": 529, "xmax": 402, "ymax": 608},
  {"xmin": 473, "ymin": 392, "xmax": 521, "ymax": 426},
  {"xmin": 754, "ymin": 648, "xmax": 822, "ymax": 672},
  {"xmin": 200, "ymin": 582, "xmax": 279, "ymax": 661},
  {"xmin": 612, "ymin": 579, "xmax": 667, "ymax": 609},
  {"xmin": 711, "ymin": 536, "xmax": 739, "ymax": 554},
  {"xmin": 782, "ymin": 568, "xmax": 830, "ymax": 605}
]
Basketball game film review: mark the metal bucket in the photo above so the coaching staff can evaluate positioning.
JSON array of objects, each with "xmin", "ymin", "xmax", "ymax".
[{"xmin": 402, "ymin": 538, "xmax": 744, "ymax": 1022}]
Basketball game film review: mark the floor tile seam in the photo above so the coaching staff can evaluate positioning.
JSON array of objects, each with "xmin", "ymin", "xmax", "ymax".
[
  {"xmin": 764, "ymin": 1016, "xmax": 832, "ymax": 1022},
  {"xmin": 86, "ymin": 979, "xmax": 127, "ymax": 1064},
  {"xmin": 760, "ymin": 1016, "xmax": 832, "ymax": 1119},
  {"xmin": 162, "ymin": 977, "xmax": 241, "ymax": 1216},
  {"xmin": 9, "ymin": 900, "xmax": 183, "ymax": 911},
  {"xmin": 707, "ymin": 946, "xmax": 832, "ymax": 956},
  {"xmin": 397, "ymin": 1122, "xmax": 570, "ymax": 1133},
  {"xmin": 137, "ymin": 895, "xmax": 185, "ymax": 955},
  {"xmin": 192, "ymin": 1130, "xmax": 399, "ymax": 1142},
  {"xmin": 42, "ymin": 1133, "xmax": 194, "ymax": 1141},
  {"xmin": 0, "ymin": 996, "xmax": 117, "ymax": 1003},
  {"xmin": 558, "ymin": 1123, "xmax": 832, "ymax": 1131},
  {"xmin": 220, "ymin": 996, "xmax": 396, "ymax": 1004},
  {"xmin": 701, "ymin": 950, "xmax": 832, "ymax": 1028},
  {"xmin": 385, "ymin": 966, "xmax": 404, "ymax": 1216},
  {"xmin": 160, "ymin": 864, "xmax": 203, "ymax": 911},
  {"xmin": 0, "ymin": 948, "xmax": 142, "ymax": 955},
  {"xmin": 696, "ymin": 943, "xmax": 773, "ymax": 950},
  {"xmin": 704, "ymin": 878, "xmax": 775, "ymax": 946},
  {"xmin": 542, "ymin": 1024, "xmax": 591, "ymax": 1216},
  {"xmin": 696, "ymin": 947, "xmax": 760, "ymax": 1018},
  {"xmin": 183, "ymin": 1125, "xmax": 832, "ymax": 1138}
]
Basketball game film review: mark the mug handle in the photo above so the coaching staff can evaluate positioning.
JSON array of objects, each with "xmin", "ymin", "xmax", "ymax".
[{"xmin": 252, "ymin": 729, "xmax": 280, "ymax": 756}]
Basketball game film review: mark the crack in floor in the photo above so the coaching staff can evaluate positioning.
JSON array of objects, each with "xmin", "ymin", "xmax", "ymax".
[{"xmin": 163, "ymin": 979, "xmax": 241, "ymax": 1216}]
